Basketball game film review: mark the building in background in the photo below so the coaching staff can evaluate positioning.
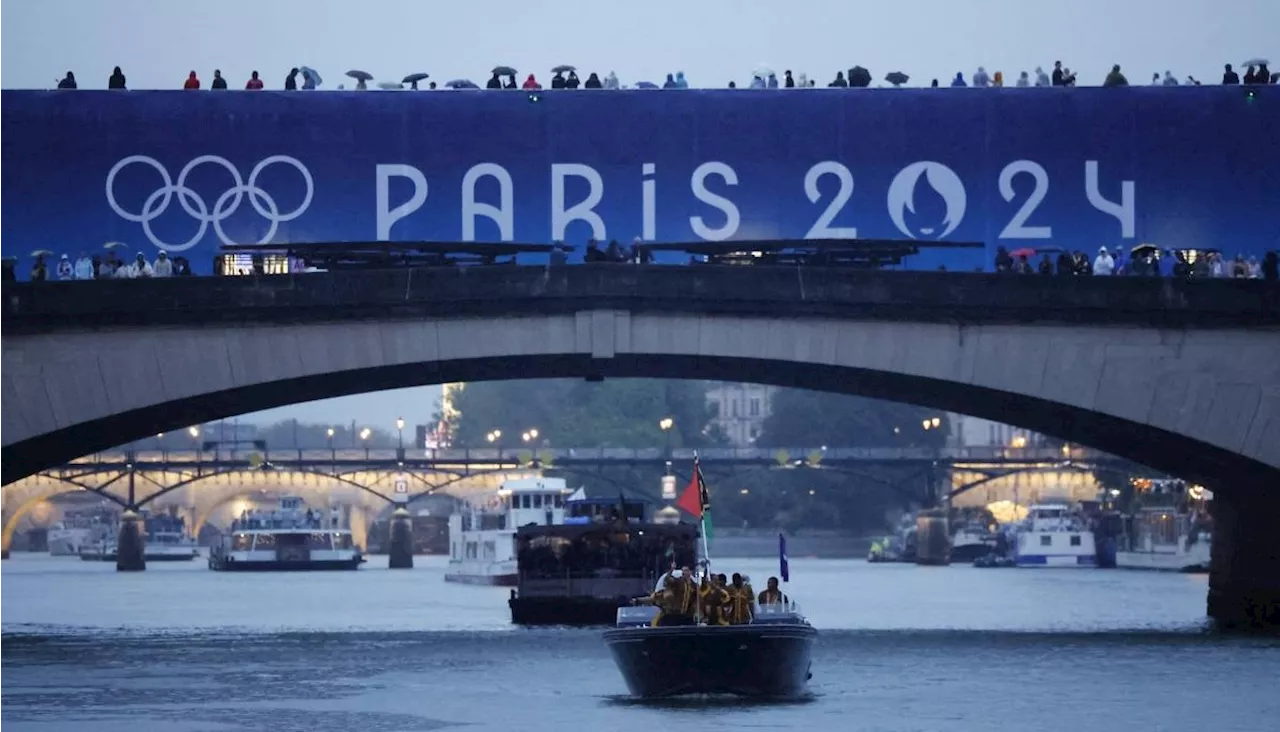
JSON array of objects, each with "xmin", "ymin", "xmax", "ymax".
[
  {"xmin": 947, "ymin": 413, "xmax": 1043, "ymax": 449},
  {"xmin": 705, "ymin": 382, "xmax": 775, "ymax": 446}
]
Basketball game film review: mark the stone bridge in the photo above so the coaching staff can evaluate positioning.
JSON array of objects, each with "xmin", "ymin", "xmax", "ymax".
[{"xmin": 3, "ymin": 266, "xmax": 1278, "ymax": 628}]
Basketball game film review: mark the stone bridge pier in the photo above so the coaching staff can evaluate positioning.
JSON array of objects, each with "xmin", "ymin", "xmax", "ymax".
[{"xmin": 1209, "ymin": 491, "xmax": 1280, "ymax": 631}]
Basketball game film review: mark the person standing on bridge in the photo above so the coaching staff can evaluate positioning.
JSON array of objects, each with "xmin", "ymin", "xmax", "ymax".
[
  {"xmin": 183, "ymin": 70, "xmax": 200, "ymax": 89},
  {"xmin": 1093, "ymin": 247, "xmax": 1115, "ymax": 275}
]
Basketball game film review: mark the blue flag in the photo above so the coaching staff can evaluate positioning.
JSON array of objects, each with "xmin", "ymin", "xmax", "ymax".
[{"xmin": 779, "ymin": 533, "xmax": 790, "ymax": 582}]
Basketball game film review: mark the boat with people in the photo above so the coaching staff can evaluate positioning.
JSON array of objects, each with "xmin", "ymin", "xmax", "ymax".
[
  {"xmin": 509, "ymin": 492, "xmax": 699, "ymax": 625},
  {"xmin": 447, "ymin": 477, "xmax": 570, "ymax": 586},
  {"xmin": 207, "ymin": 497, "xmax": 362, "ymax": 571},
  {"xmin": 602, "ymin": 457, "xmax": 816, "ymax": 698},
  {"xmin": 1012, "ymin": 503, "xmax": 1097, "ymax": 568},
  {"xmin": 78, "ymin": 510, "xmax": 200, "ymax": 562},
  {"xmin": 603, "ymin": 568, "xmax": 817, "ymax": 698},
  {"xmin": 1116, "ymin": 482, "xmax": 1213, "ymax": 573}
]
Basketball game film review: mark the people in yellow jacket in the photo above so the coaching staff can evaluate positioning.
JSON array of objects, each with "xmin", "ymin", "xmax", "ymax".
[
  {"xmin": 699, "ymin": 575, "xmax": 731, "ymax": 625},
  {"xmin": 725, "ymin": 573, "xmax": 754, "ymax": 624}
]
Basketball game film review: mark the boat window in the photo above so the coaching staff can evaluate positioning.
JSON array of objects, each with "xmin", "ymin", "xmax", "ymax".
[
  {"xmin": 232, "ymin": 533, "xmax": 253, "ymax": 551},
  {"xmin": 309, "ymin": 533, "xmax": 332, "ymax": 550},
  {"xmin": 532, "ymin": 494, "xmax": 543, "ymax": 508},
  {"xmin": 553, "ymin": 494, "xmax": 563, "ymax": 508},
  {"xmin": 254, "ymin": 533, "xmax": 277, "ymax": 549},
  {"xmin": 1069, "ymin": 535, "xmax": 1081, "ymax": 546},
  {"xmin": 332, "ymin": 533, "xmax": 352, "ymax": 550},
  {"xmin": 1039, "ymin": 535, "xmax": 1052, "ymax": 547},
  {"xmin": 516, "ymin": 529, "xmax": 697, "ymax": 580}
]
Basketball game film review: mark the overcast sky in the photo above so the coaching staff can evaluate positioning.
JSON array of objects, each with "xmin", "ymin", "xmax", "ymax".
[{"xmin": 2, "ymin": 0, "xmax": 1273, "ymax": 426}]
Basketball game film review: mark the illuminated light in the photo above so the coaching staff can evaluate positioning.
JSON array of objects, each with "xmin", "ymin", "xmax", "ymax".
[
  {"xmin": 808, "ymin": 489, "xmax": 816, "ymax": 495},
  {"xmin": 740, "ymin": 488, "xmax": 749, "ymax": 495},
  {"xmin": 1010, "ymin": 436, "xmax": 1028, "ymax": 449}
]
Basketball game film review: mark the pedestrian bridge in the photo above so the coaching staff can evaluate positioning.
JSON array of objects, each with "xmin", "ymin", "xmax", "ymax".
[{"xmin": 3, "ymin": 266, "xmax": 1278, "ymax": 495}]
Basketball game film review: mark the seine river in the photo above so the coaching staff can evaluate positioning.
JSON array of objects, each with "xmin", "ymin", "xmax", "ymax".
[{"xmin": 3, "ymin": 554, "xmax": 1277, "ymax": 731}]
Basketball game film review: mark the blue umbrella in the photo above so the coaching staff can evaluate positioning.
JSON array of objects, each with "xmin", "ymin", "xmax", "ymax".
[
  {"xmin": 445, "ymin": 79, "xmax": 479, "ymax": 89},
  {"xmin": 634, "ymin": 81, "xmax": 659, "ymax": 89},
  {"xmin": 300, "ymin": 66, "xmax": 322, "ymax": 88}
]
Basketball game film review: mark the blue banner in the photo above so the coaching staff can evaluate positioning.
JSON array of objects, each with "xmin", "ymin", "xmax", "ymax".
[{"xmin": 2, "ymin": 88, "xmax": 1277, "ymax": 275}]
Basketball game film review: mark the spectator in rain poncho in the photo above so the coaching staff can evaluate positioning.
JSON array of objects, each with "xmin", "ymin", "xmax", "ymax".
[
  {"xmin": 584, "ymin": 72, "xmax": 602, "ymax": 89},
  {"xmin": 829, "ymin": 71, "xmax": 848, "ymax": 87},
  {"xmin": 950, "ymin": 72, "xmax": 967, "ymax": 87},
  {"xmin": 73, "ymin": 252, "xmax": 94, "ymax": 280},
  {"xmin": 1162, "ymin": 71, "xmax": 1178, "ymax": 86},
  {"xmin": 1034, "ymin": 67, "xmax": 1050, "ymax": 86},
  {"xmin": 523, "ymin": 74, "xmax": 541, "ymax": 90},
  {"xmin": 108, "ymin": 66, "xmax": 127, "ymax": 89},
  {"xmin": 57, "ymin": 72, "xmax": 77, "ymax": 89},
  {"xmin": 972, "ymin": 67, "xmax": 990, "ymax": 87},
  {"xmin": 797, "ymin": 72, "xmax": 808, "ymax": 88},
  {"xmin": 153, "ymin": 251, "xmax": 173, "ymax": 277},
  {"xmin": 663, "ymin": 73, "xmax": 678, "ymax": 89},
  {"xmin": 1092, "ymin": 247, "xmax": 1115, "ymax": 276},
  {"xmin": 1016, "ymin": 71, "xmax": 1030, "ymax": 87},
  {"xmin": 56, "ymin": 254, "xmax": 73, "ymax": 280},
  {"xmin": 604, "ymin": 71, "xmax": 620, "ymax": 89},
  {"xmin": 675, "ymin": 71, "xmax": 688, "ymax": 88},
  {"xmin": 750, "ymin": 74, "xmax": 766, "ymax": 89},
  {"xmin": 767, "ymin": 72, "xmax": 779, "ymax": 88},
  {"xmin": 1103, "ymin": 65, "xmax": 1128, "ymax": 87}
]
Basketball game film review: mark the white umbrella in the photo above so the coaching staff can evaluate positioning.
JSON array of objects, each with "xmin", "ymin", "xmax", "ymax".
[
  {"xmin": 1243, "ymin": 58, "xmax": 1270, "ymax": 67},
  {"xmin": 753, "ymin": 65, "xmax": 774, "ymax": 78}
]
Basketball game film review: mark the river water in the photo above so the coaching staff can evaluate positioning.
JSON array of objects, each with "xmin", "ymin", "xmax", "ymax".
[{"xmin": 2, "ymin": 554, "xmax": 1277, "ymax": 731}]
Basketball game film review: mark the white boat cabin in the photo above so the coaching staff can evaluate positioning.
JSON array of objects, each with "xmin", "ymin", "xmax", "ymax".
[{"xmin": 448, "ymin": 478, "xmax": 568, "ymax": 572}]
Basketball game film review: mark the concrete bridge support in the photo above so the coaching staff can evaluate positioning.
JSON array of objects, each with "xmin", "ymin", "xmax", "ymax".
[
  {"xmin": 1208, "ymin": 491, "xmax": 1280, "ymax": 632},
  {"xmin": 116, "ymin": 510, "xmax": 145, "ymax": 571},
  {"xmin": 387, "ymin": 508, "xmax": 413, "ymax": 569}
]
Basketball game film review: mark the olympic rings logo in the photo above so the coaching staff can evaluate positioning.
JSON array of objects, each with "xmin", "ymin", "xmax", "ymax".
[{"xmin": 105, "ymin": 155, "xmax": 314, "ymax": 252}]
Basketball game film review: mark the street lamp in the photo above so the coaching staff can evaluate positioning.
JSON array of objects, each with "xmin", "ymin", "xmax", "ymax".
[
  {"xmin": 327, "ymin": 427, "xmax": 336, "ymax": 456},
  {"xmin": 659, "ymin": 417, "xmax": 674, "ymax": 454},
  {"xmin": 187, "ymin": 426, "xmax": 200, "ymax": 453},
  {"xmin": 359, "ymin": 427, "xmax": 372, "ymax": 441},
  {"xmin": 396, "ymin": 417, "xmax": 405, "ymax": 449}
]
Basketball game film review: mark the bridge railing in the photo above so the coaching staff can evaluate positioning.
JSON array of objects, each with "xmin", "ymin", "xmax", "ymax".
[{"xmin": 62, "ymin": 445, "xmax": 1106, "ymax": 466}]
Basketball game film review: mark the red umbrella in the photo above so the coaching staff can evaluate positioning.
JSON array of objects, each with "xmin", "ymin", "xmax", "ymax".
[{"xmin": 1010, "ymin": 247, "xmax": 1037, "ymax": 259}]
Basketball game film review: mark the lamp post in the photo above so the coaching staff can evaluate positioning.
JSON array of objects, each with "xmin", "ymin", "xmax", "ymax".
[
  {"xmin": 396, "ymin": 417, "xmax": 405, "ymax": 449},
  {"xmin": 521, "ymin": 428, "xmax": 539, "ymax": 444},
  {"xmin": 659, "ymin": 417, "xmax": 674, "ymax": 456},
  {"xmin": 187, "ymin": 426, "xmax": 200, "ymax": 453},
  {"xmin": 359, "ymin": 427, "xmax": 371, "ymax": 458},
  {"xmin": 326, "ymin": 427, "xmax": 336, "ymax": 459}
]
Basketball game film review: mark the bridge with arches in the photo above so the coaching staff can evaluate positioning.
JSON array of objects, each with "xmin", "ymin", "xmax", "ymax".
[
  {"xmin": 1, "ymin": 444, "xmax": 1132, "ymax": 556},
  {"xmin": 3, "ymin": 265, "xmax": 1278, "ymax": 628}
]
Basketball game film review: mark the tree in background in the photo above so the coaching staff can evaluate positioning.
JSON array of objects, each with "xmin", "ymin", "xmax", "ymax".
[
  {"xmin": 756, "ymin": 388, "xmax": 949, "ymax": 449},
  {"xmin": 449, "ymin": 379, "xmax": 723, "ymax": 449}
]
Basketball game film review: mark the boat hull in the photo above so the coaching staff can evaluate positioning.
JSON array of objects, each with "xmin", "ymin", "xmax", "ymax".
[
  {"xmin": 445, "ymin": 572, "xmax": 517, "ymax": 586},
  {"xmin": 1116, "ymin": 550, "xmax": 1210, "ymax": 573},
  {"xmin": 80, "ymin": 551, "xmax": 198, "ymax": 562},
  {"xmin": 510, "ymin": 596, "xmax": 629, "ymax": 626},
  {"xmin": 208, "ymin": 557, "xmax": 363, "ymax": 572},
  {"xmin": 603, "ymin": 623, "xmax": 817, "ymax": 698}
]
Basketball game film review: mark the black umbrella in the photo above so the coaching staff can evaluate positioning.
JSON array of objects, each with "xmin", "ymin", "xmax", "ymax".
[
  {"xmin": 492, "ymin": 65, "xmax": 517, "ymax": 76},
  {"xmin": 885, "ymin": 71, "xmax": 909, "ymax": 87},
  {"xmin": 552, "ymin": 64, "xmax": 576, "ymax": 74},
  {"xmin": 346, "ymin": 69, "xmax": 374, "ymax": 82},
  {"xmin": 403, "ymin": 72, "xmax": 429, "ymax": 89},
  {"xmin": 848, "ymin": 66, "xmax": 872, "ymax": 87}
]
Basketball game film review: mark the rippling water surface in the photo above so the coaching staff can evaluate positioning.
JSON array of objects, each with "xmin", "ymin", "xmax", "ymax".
[{"xmin": 3, "ymin": 554, "xmax": 1277, "ymax": 731}]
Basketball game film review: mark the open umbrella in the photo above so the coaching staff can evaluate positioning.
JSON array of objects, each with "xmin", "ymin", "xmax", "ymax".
[
  {"xmin": 300, "ymin": 66, "xmax": 322, "ymax": 88},
  {"xmin": 346, "ymin": 69, "xmax": 374, "ymax": 82},
  {"xmin": 378, "ymin": 81, "xmax": 404, "ymax": 90},
  {"xmin": 402, "ymin": 72, "xmax": 429, "ymax": 89},
  {"xmin": 1009, "ymin": 247, "xmax": 1037, "ymax": 259},
  {"xmin": 753, "ymin": 65, "xmax": 774, "ymax": 78},
  {"xmin": 634, "ymin": 81, "xmax": 659, "ymax": 89},
  {"xmin": 103, "ymin": 241, "xmax": 128, "ymax": 250},
  {"xmin": 30, "ymin": 249, "xmax": 53, "ymax": 257},
  {"xmin": 848, "ymin": 66, "xmax": 872, "ymax": 87},
  {"xmin": 885, "ymin": 71, "xmax": 910, "ymax": 87},
  {"xmin": 551, "ymin": 64, "xmax": 576, "ymax": 74},
  {"xmin": 1243, "ymin": 58, "xmax": 1270, "ymax": 67},
  {"xmin": 492, "ymin": 65, "xmax": 517, "ymax": 76},
  {"xmin": 445, "ymin": 79, "xmax": 479, "ymax": 89},
  {"xmin": 1131, "ymin": 243, "xmax": 1160, "ymax": 254}
]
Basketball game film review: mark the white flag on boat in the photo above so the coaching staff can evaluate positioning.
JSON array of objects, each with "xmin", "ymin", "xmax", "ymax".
[{"xmin": 566, "ymin": 487, "xmax": 586, "ymax": 502}]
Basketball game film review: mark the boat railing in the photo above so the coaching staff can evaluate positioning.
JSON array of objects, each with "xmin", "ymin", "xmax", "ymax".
[{"xmin": 753, "ymin": 602, "xmax": 806, "ymax": 625}]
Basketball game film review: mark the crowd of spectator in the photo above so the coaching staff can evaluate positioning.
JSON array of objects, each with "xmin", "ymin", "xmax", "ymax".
[
  {"xmin": 48, "ymin": 59, "xmax": 1277, "ymax": 91},
  {"xmin": 24, "ymin": 250, "xmax": 193, "ymax": 281},
  {"xmin": 231, "ymin": 506, "xmax": 341, "ymax": 531},
  {"xmin": 995, "ymin": 245, "xmax": 1280, "ymax": 280}
]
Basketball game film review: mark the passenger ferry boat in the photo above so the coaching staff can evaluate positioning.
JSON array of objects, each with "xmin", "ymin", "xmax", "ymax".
[
  {"xmin": 48, "ymin": 507, "xmax": 116, "ymax": 556},
  {"xmin": 950, "ymin": 521, "xmax": 997, "ymax": 563},
  {"xmin": 509, "ymin": 495, "xmax": 699, "ymax": 625},
  {"xmin": 1115, "ymin": 483, "xmax": 1213, "ymax": 573},
  {"xmin": 1012, "ymin": 504, "xmax": 1097, "ymax": 567},
  {"xmin": 79, "ymin": 511, "xmax": 200, "ymax": 562},
  {"xmin": 207, "ymin": 497, "xmax": 362, "ymax": 571},
  {"xmin": 446, "ymin": 477, "xmax": 567, "ymax": 586}
]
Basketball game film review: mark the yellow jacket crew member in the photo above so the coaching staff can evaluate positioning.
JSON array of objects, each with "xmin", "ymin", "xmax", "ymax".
[
  {"xmin": 648, "ymin": 570, "xmax": 697, "ymax": 626},
  {"xmin": 757, "ymin": 576, "xmax": 789, "ymax": 606},
  {"xmin": 699, "ymin": 576, "xmax": 731, "ymax": 625},
  {"xmin": 725, "ymin": 573, "xmax": 754, "ymax": 624}
]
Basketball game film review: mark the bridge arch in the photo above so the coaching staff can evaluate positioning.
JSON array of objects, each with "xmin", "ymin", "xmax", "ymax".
[{"xmin": 4, "ymin": 269, "xmax": 1278, "ymax": 493}]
